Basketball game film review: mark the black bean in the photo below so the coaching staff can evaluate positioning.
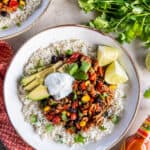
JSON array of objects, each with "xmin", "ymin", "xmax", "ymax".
[
  {"xmin": 95, "ymin": 94, "xmax": 102, "ymax": 103},
  {"xmin": 103, "ymin": 111, "xmax": 108, "ymax": 118},
  {"xmin": 51, "ymin": 55, "xmax": 58, "ymax": 64},
  {"xmin": 68, "ymin": 108, "xmax": 76, "ymax": 113},
  {"xmin": 58, "ymin": 54, "xmax": 65, "ymax": 61},
  {"xmin": 0, "ymin": 11, "xmax": 8, "ymax": 17}
]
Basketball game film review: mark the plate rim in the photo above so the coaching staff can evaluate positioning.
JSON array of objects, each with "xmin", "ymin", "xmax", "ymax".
[
  {"xmin": 4, "ymin": 24, "xmax": 141, "ymax": 150},
  {"xmin": 0, "ymin": 0, "xmax": 52, "ymax": 40}
]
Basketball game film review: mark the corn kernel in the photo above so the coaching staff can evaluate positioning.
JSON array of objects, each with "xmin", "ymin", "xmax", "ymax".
[
  {"xmin": 109, "ymin": 85, "xmax": 117, "ymax": 90},
  {"xmin": 20, "ymin": 1, "xmax": 26, "ymax": 7},
  {"xmin": 85, "ymin": 80, "xmax": 90, "ymax": 86},
  {"xmin": 80, "ymin": 121, "xmax": 86, "ymax": 127},
  {"xmin": 81, "ymin": 95, "xmax": 90, "ymax": 103},
  {"xmin": 44, "ymin": 106, "xmax": 50, "ymax": 112}
]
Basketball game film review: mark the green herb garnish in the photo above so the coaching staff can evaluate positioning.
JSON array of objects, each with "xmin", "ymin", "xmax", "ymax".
[
  {"xmin": 30, "ymin": 114, "xmax": 37, "ymax": 124},
  {"xmin": 16, "ymin": 22, "xmax": 21, "ymax": 27},
  {"xmin": 2, "ymin": 26, "xmax": 8, "ymax": 30},
  {"xmin": 121, "ymin": 94, "xmax": 127, "ymax": 99},
  {"xmin": 56, "ymin": 49, "xmax": 60, "ymax": 56},
  {"xmin": 111, "ymin": 115, "xmax": 120, "ymax": 124},
  {"xmin": 50, "ymin": 100, "xmax": 57, "ymax": 106},
  {"xmin": 66, "ymin": 49, "xmax": 73, "ymax": 56},
  {"xmin": 73, "ymin": 71, "xmax": 88, "ymax": 81},
  {"xmin": 66, "ymin": 63, "xmax": 79, "ymax": 75},
  {"xmin": 99, "ymin": 126, "xmax": 107, "ymax": 131},
  {"xmin": 45, "ymin": 124, "xmax": 53, "ymax": 132},
  {"xmin": 74, "ymin": 134, "xmax": 85, "ymax": 144},
  {"xmin": 73, "ymin": 91, "xmax": 77, "ymax": 100},
  {"xmin": 79, "ymin": 61, "xmax": 91, "ymax": 73},
  {"xmin": 78, "ymin": 0, "xmax": 150, "ymax": 48},
  {"xmin": 100, "ymin": 93, "xmax": 108, "ymax": 100},
  {"xmin": 144, "ymin": 88, "xmax": 150, "ymax": 98},
  {"xmin": 61, "ymin": 111, "xmax": 68, "ymax": 121}
]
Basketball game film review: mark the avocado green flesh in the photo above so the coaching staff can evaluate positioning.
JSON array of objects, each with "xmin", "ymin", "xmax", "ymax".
[
  {"xmin": 21, "ymin": 75, "xmax": 35, "ymax": 86},
  {"xmin": 24, "ymin": 78, "xmax": 43, "ymax": 91},
  {"xmin": 21, "ymin": 61, "xmax": 63, "ymax": 91},
  {"xmin": 27, "ymin": 85, "xmax": 49, "ymax": 101}
]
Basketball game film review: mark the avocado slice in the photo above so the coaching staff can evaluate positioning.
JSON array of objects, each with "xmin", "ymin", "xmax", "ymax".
[
  {"xmin": 27, "ymin": 85, "xmax": 49, "ymax": 101},
  {"xmin": 24, "ymin": 78, "xmax": 43, "ymax": 91},
  {"xmin": 21, "ymin": 61, "xmax": 63, "ymax": 88},
  {"xmin": 21, "ymin": 75, "xmax": 36, "ymax": 86}
]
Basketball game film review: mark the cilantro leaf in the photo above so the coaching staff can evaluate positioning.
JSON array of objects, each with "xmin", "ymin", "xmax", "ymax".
[
  {"xmin": 74, "ymin": 134, "xmax": 85, "ymax": 144},
  {"xmin": 78, "ymin": 0, "xmax": 150, "ymax": 48},
  {"xmin": 144, "ymin": 88, "xmax": 150, "ymax": 98}
]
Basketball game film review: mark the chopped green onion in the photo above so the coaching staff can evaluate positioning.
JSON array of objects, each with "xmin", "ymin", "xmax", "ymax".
[
  {"xmin": 73, "ymin": 91, "xmax": 77, "ymax": 100},
  {"xmin": 66, "ymin": 63, "xmax": 78, "ymax": 75},
  {"xmin": 73, "ymin": 71, "xmax": 88, "ymax": 81},
  {"xmin": 55, "ymin": 49, "xmax": 60, "ymax": 56},
  {"xmin": 74, "ymin": 134, "xmax": 85, "ymax": 144},
  {"xmin": 2, "ymin": 26, "xmax": 8, "ymax": 30},
  {"xmin": 30, "ymin": 114, "xmax": 37, "ymax": 124},
  {"xmin": 144, "ymin": 88, "xmax": 150, "ymax": 99},
  {"xmin": 100, "ymin": 93, "xmax": 108, "ymax": 100},
  {"xmin": 45, "ymin": 124, "xmax": 53, "ymax": 132},
  {"xmin": 50, "ymin": 100, "xmax": 57, "ymax": 106},
  {"xmin": 16, "ymin": 22, "xmax": 21, "ymax": 27},
  {"xmin": 121, "ymin": 94, "xmax": 127, "ymax": 98},
  {"xmin": 99, "ymin": 126, "xmax": 107, "ymax": 131},
  {"xmin": 61, "ymin": 111, "xmax": 68, "ymax": 121},
  {"xmin": 65, "ymin": 49, "xmax": 73, "ymax": 56},
  {"xmin": 79, "ymin": 61, "xmax": 91, "ymax": 73},
  {"xmin": 111, "ymin": 115, "xmax": 120, "ymax": 124}
]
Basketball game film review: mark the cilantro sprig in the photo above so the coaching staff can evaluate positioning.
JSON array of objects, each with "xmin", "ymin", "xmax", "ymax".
[{"xmin": 78, "ymin": 0, "xmax": 150, "ymax": 48}]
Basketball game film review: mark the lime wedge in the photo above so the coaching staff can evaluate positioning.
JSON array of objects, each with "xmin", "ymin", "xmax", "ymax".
[
  {"xmin": 145, "ymin": 52, "xmax": 150, "ymax": 71},
  {"xmin": 104, "ymin": 61, "xmax": 128, "ymax": 85},
  {"xmin": 97, "ymin": 45, "xmax": 119, "ymax": 66}
]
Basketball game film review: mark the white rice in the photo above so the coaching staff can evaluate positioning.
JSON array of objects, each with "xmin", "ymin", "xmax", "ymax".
[
  {"xmin": 0, "ymin": 0, "xmax": 41, "ymax": 29},
  {"xmin": 18, "ymin": 39, "xmax": 126, "ymax": 147}
]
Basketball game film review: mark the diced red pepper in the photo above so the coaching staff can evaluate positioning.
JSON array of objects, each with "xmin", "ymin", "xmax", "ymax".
[
  {"xmin": 89, "ymin": 73, "xmax": 97, "ymax": 81},
  {"xmin": 66, "ymin": 52, "xmax": 81, "ymax": 63},
  {"xmin": 63, "ymin": 104, "xmax": 69, "ymax": 110},
  {"xmin": 80, "ymin": 82, "xmax": 86, "ymax": 90},
  {"xmin": 97, "ymin": 81, "xmax": 103, "ymax": 88},
  {"xmin": 46, "ymin": 114, "xmax": 53, "ymax": 121},
  {"xmin": 52, "ymin": 116, "xmax": 60, "ymax": 124},
  {"xmin": 72, "ymin": 101, "xmax": 78, "ymax": 109},
  {"xmin": 97, "ymin": 66, "xmax": 104, "ymax": 77},
  {"xmin": 70, "ymin": 113, "xmax": 77, "ymax": 120},
  {"xmin": 9, "ymin": 0, "xmax": 19, "ymax": 9}
]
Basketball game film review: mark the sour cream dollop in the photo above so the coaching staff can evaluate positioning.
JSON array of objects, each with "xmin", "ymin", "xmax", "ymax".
[{"xmin": 44, "ymin": 72, "xmax": 74, "ymax": 100}]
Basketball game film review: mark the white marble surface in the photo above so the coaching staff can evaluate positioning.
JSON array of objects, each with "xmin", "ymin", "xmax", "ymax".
[{"xmin": 6, "ymin": 0, "xmax": 150, "ymax": 149}]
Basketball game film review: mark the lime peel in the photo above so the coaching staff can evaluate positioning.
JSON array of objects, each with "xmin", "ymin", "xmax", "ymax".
[
  {"xmin": 104, "ymin": 61, "xmax": 128, "ymax": 85},
  {"xmin": 97, "ymin": 45, "xmax": 119, "ymax": 66}
]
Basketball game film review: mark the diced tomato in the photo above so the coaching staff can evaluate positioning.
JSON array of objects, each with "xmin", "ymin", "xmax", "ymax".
[
  {"xmin": 97, "ymin": 66, "xmax": 104, "ymax": 77},
  {"xmin": 46, "ymin": 114, "xmax": 53, "ymax": 121},
  {"xmin": 72, "ymin": 101, "xmax": 78, "ymax": 109},
  {"xmin": 89, "ymin": 73, "xmax": 97, "ymax": 81},
  {"xmin": 9, "ymin": 0, "xmax": 19, "ymax": 9},
  {"xmin": 97, "ymin": 81, "xmax": 103, "ymax": 88},
  {"xmin": 90, "ymin": 98, "xmax": 94, "ymax": 103},
  {"xmin": 76, "ymin": 123, "xmax": 81, "ymax": 129},
  {"xmin": 66, "ymin": 128, "xmax": 74, "ymax": 134},
  {"xmin": 70, "ymin": 113, "xmax": 77, "ymax": 120},
  {"xmin": 66, "ymin": 52, "xmax": 81, "ymax": 63},
  {"xmin": 63, "ymin": 104, "xmax": 68, "ymax": 110},
  {"xmin": 52, "ymin": 116, "xmax": 60, "ymax": 124},
  {"xmin": 80, "ymin": 82, "xmax": 86, "ymax": 90}
]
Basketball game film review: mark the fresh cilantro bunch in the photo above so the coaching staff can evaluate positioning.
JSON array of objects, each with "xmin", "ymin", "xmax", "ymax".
[{"xmin": 78, "ymin": 0, "xmax": 150, "ymax": 47}]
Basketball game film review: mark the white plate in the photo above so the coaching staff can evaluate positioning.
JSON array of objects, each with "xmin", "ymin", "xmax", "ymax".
[
  {"xmin": 4, "ymin": 25, "xmax": 140, "ymax": 150},
  {"xmin": 0, "ymin": 0, "xmax": 51, "ymax": 39}
]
